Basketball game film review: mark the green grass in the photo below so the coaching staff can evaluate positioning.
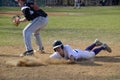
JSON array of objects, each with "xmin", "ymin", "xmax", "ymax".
[
  {"xmin": 0, "ymin": 6, "xmax": 120, "ymax": 46},
  {"xmin": 0, "ymin": 7, "xmax": 20, "ymax": 12}
]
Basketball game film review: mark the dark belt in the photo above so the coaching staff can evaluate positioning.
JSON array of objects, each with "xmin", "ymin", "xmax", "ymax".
[{"xmin": 74, "ymin": 50, "xmax": 78, "ymax": 53}]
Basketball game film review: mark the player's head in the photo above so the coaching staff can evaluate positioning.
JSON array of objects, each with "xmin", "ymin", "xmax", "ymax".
[{"xmin": 53, "ymin": 40, "xmax": 64, "ymax": 52}]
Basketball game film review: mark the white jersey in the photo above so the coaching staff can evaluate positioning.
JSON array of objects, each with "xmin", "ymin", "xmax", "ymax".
[{"xmin": 50, "ymin": 45, "xmax": 95, "ymax": 60}]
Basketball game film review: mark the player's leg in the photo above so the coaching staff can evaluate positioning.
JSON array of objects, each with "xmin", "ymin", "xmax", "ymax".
[
  {"xmin": 85, "ymin": 43, "xmax": 96, "ymax": 51},
  {"xmin": 33, "ymin": 17, "xmax": 48, "ymax": 53},
  {"xmin": 74, "ymin": 2, "xmax": 77, "ymax": 8},
  {"xmin": 34, "ymin": 31, "xmax": 44, "ymax": 53},
  {"xmin": 77, "ymin": 3, "xmax": 80, "ymax": 8},
  {"xmin": 93, "ymin": 43, "xmax": 112, "ymax": 55},
  {"xmin": 77, "ymin": 43, "xmax": 112, "ymax": 60},
  {"xmin": 85, "ymin": 39, "xmax": 103, "ymax": 51},
  {"xmin": 20, "ymin": 17, "xmax": 48, "ymax": 56},
  {"xmin": 20, "ymin": 23, "xmax": 34, "ymax": 57}
]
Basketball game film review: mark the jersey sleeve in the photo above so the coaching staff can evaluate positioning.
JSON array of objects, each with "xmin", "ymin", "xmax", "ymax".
[
  {"xmin": 24, "ymin": 8, "xmax": 32, "ymax": 21},
  {"xmin": 49, "ymin": 52, "xmax": 63, "ymax": 59},
  {"xmin": 64, "ymin": 45, "xmax": 76, "ymax": 59},
  {"xmin": 21, "ymin": 6, "xmax": 33, "ymax": 21}
]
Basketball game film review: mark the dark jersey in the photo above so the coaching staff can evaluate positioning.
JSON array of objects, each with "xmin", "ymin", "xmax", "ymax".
[{"xmin": 21, "ymin": 2, "xmax": 47, "ymax": 21}]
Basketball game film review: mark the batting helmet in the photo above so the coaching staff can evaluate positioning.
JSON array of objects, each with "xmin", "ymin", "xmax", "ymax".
[{"xmin": 53, "ymin": 40, "xmax": 64, "ymax": 51}]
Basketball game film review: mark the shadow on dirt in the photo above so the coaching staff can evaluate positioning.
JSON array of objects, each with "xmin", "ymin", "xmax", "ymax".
[
  {"xmin": 77, "ymin": 62, "xmax": 103, "ymax": 66},
  {"xmin": 0, "ymin": 54, "xmax": 19, "ymax": 57},
  {"xmin": 75, "ymin": 55, "xmax": 120, "ymax": 66},
  {"xmin": 95, "ymin": 56, "xmax": 120, "ymax": 63}
]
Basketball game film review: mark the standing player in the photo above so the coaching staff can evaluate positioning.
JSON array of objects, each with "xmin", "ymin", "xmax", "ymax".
[
  {"xmin": 74, "ymin": 0, "xmax": 81, "ymax": 9},
  {"xmin": 50, "ymin": 39, "xmax": 112, "ymax": 63},
  {"xmin": 15, "ymin": 0, "xmax": 48, "ymax": 57}
]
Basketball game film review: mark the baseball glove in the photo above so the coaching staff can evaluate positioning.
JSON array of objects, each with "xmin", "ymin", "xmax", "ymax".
[{"xmin": 12, "ymin": 15, "xmax": 21, "ymax": 27}]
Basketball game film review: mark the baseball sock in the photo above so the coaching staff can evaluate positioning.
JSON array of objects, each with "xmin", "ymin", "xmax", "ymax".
[
  {"xmin": 85, "ymin": 43, "xmax": 96, "ymax": 51},
  {"xmin": 93, "ymin": 47, "xmax": 104, "ymax": 55}
]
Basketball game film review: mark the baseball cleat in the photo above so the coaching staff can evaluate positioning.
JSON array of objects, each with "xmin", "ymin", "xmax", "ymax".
[
  {"xmin": 35, "ymin": 47, "xmax": 45, "ymax": 54},
  {"xmin": 20, "ymin": 50, "xmax": 34, "ymax": 57},
  {"xmin": 40, "ymin": 50, "xmax": 45, "ymax": 53},
  {"xmin": 102, "ymin": 43, "xmax": 112, "ymax": 53},
  {"xmin": 39, "ymin": 47, "xmax": 45, "ymax": 53},
  {"xmin": 37, "ymin": 49, "xmax": 45, "ymax": 54},
  {"xmin": 94, "ymin": 39, "xmax": 103, "ymax": 46}
]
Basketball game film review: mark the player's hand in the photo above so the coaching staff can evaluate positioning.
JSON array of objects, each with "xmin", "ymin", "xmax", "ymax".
[
  {"xmin": 68, "ymin": 55, "xmax": 76, "ymax": 64},
  {"xmin": 12, "ymin": 15, "xmax": 21, "ymax": 27}
]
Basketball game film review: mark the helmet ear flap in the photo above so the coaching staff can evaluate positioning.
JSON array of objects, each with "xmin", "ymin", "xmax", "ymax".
[
  {"xmin": 61, "ymin": 45, "xmax": 64, "ymax": 49},
  {"xmin": 53, "ymin": 46, "xmax": 56, "ymax": 52}
]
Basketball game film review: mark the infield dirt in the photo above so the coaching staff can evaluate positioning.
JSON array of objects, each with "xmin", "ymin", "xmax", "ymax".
[{"xmin": 0, "ymin": 43, "xmax": 120, "ymax": 80}]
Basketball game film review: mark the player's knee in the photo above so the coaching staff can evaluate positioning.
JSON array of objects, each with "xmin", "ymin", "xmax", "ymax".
[
  {"xmin": 33, "ymin": 32, "xmax": 40, "ymax": 36},
  {"xmin": 23, "ymin": 29, "xmax": 32, "ymax": 35}
]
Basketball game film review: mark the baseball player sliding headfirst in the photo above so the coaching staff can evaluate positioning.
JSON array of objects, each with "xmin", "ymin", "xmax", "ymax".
[
  {"xmin": 50, "ymin": 39, "xmax": 112, "ymax": 63},
  {"xmin": 15, "ymin": 0, "xmax": 48, "ymax": 57}
]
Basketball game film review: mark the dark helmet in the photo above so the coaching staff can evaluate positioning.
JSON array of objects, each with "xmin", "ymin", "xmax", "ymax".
[{"xmin": 53, "ymin": 40, "xmax": 64, "ymax": 51}]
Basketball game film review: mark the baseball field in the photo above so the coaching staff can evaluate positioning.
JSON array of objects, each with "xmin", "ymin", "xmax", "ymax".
[{"xmin": 0, "ymin": 6, "xmax": 120, "ymax": 80}]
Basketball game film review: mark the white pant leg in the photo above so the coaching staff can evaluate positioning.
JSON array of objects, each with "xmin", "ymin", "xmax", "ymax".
[
  {"xmin": 77, "ymin": 3, "xmax": 80, "ymax": 8},
  {"xmin": 74, "ymin": 2, "xmax": 77, "ymax": 8},
  {"xmin": 34, "ymin": 17, "xmax": 48, "ymax": 50},
  {"xmin": 34, "ymin": 32, "xmax": 43, "ymax": 50},
  {"xmin": 23, "ymin": 16, "xmax": 48, "ymax": 51},
  {"xmin": 76, "ymin": 51, "xmax": 96, "ymax": 60}
]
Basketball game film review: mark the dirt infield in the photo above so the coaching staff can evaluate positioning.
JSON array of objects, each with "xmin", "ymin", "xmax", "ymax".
[
  {"xmin": 0, "ymin": 11, "xmax": 83, "ymax": 16},
  {"xmin": 0, "ymin": 43, "xmax": 120, "ymax": 80}
]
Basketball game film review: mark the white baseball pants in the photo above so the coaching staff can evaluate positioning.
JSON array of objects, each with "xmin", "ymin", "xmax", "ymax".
[{"xmin": 23, "ymin": 16, "xmax": 48, "ymax": 51}]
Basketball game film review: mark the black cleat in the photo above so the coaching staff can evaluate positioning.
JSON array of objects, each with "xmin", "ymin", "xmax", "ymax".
[{"xmin": 20, "ymin": 50, "xmax": 34, "ymax": 57}]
